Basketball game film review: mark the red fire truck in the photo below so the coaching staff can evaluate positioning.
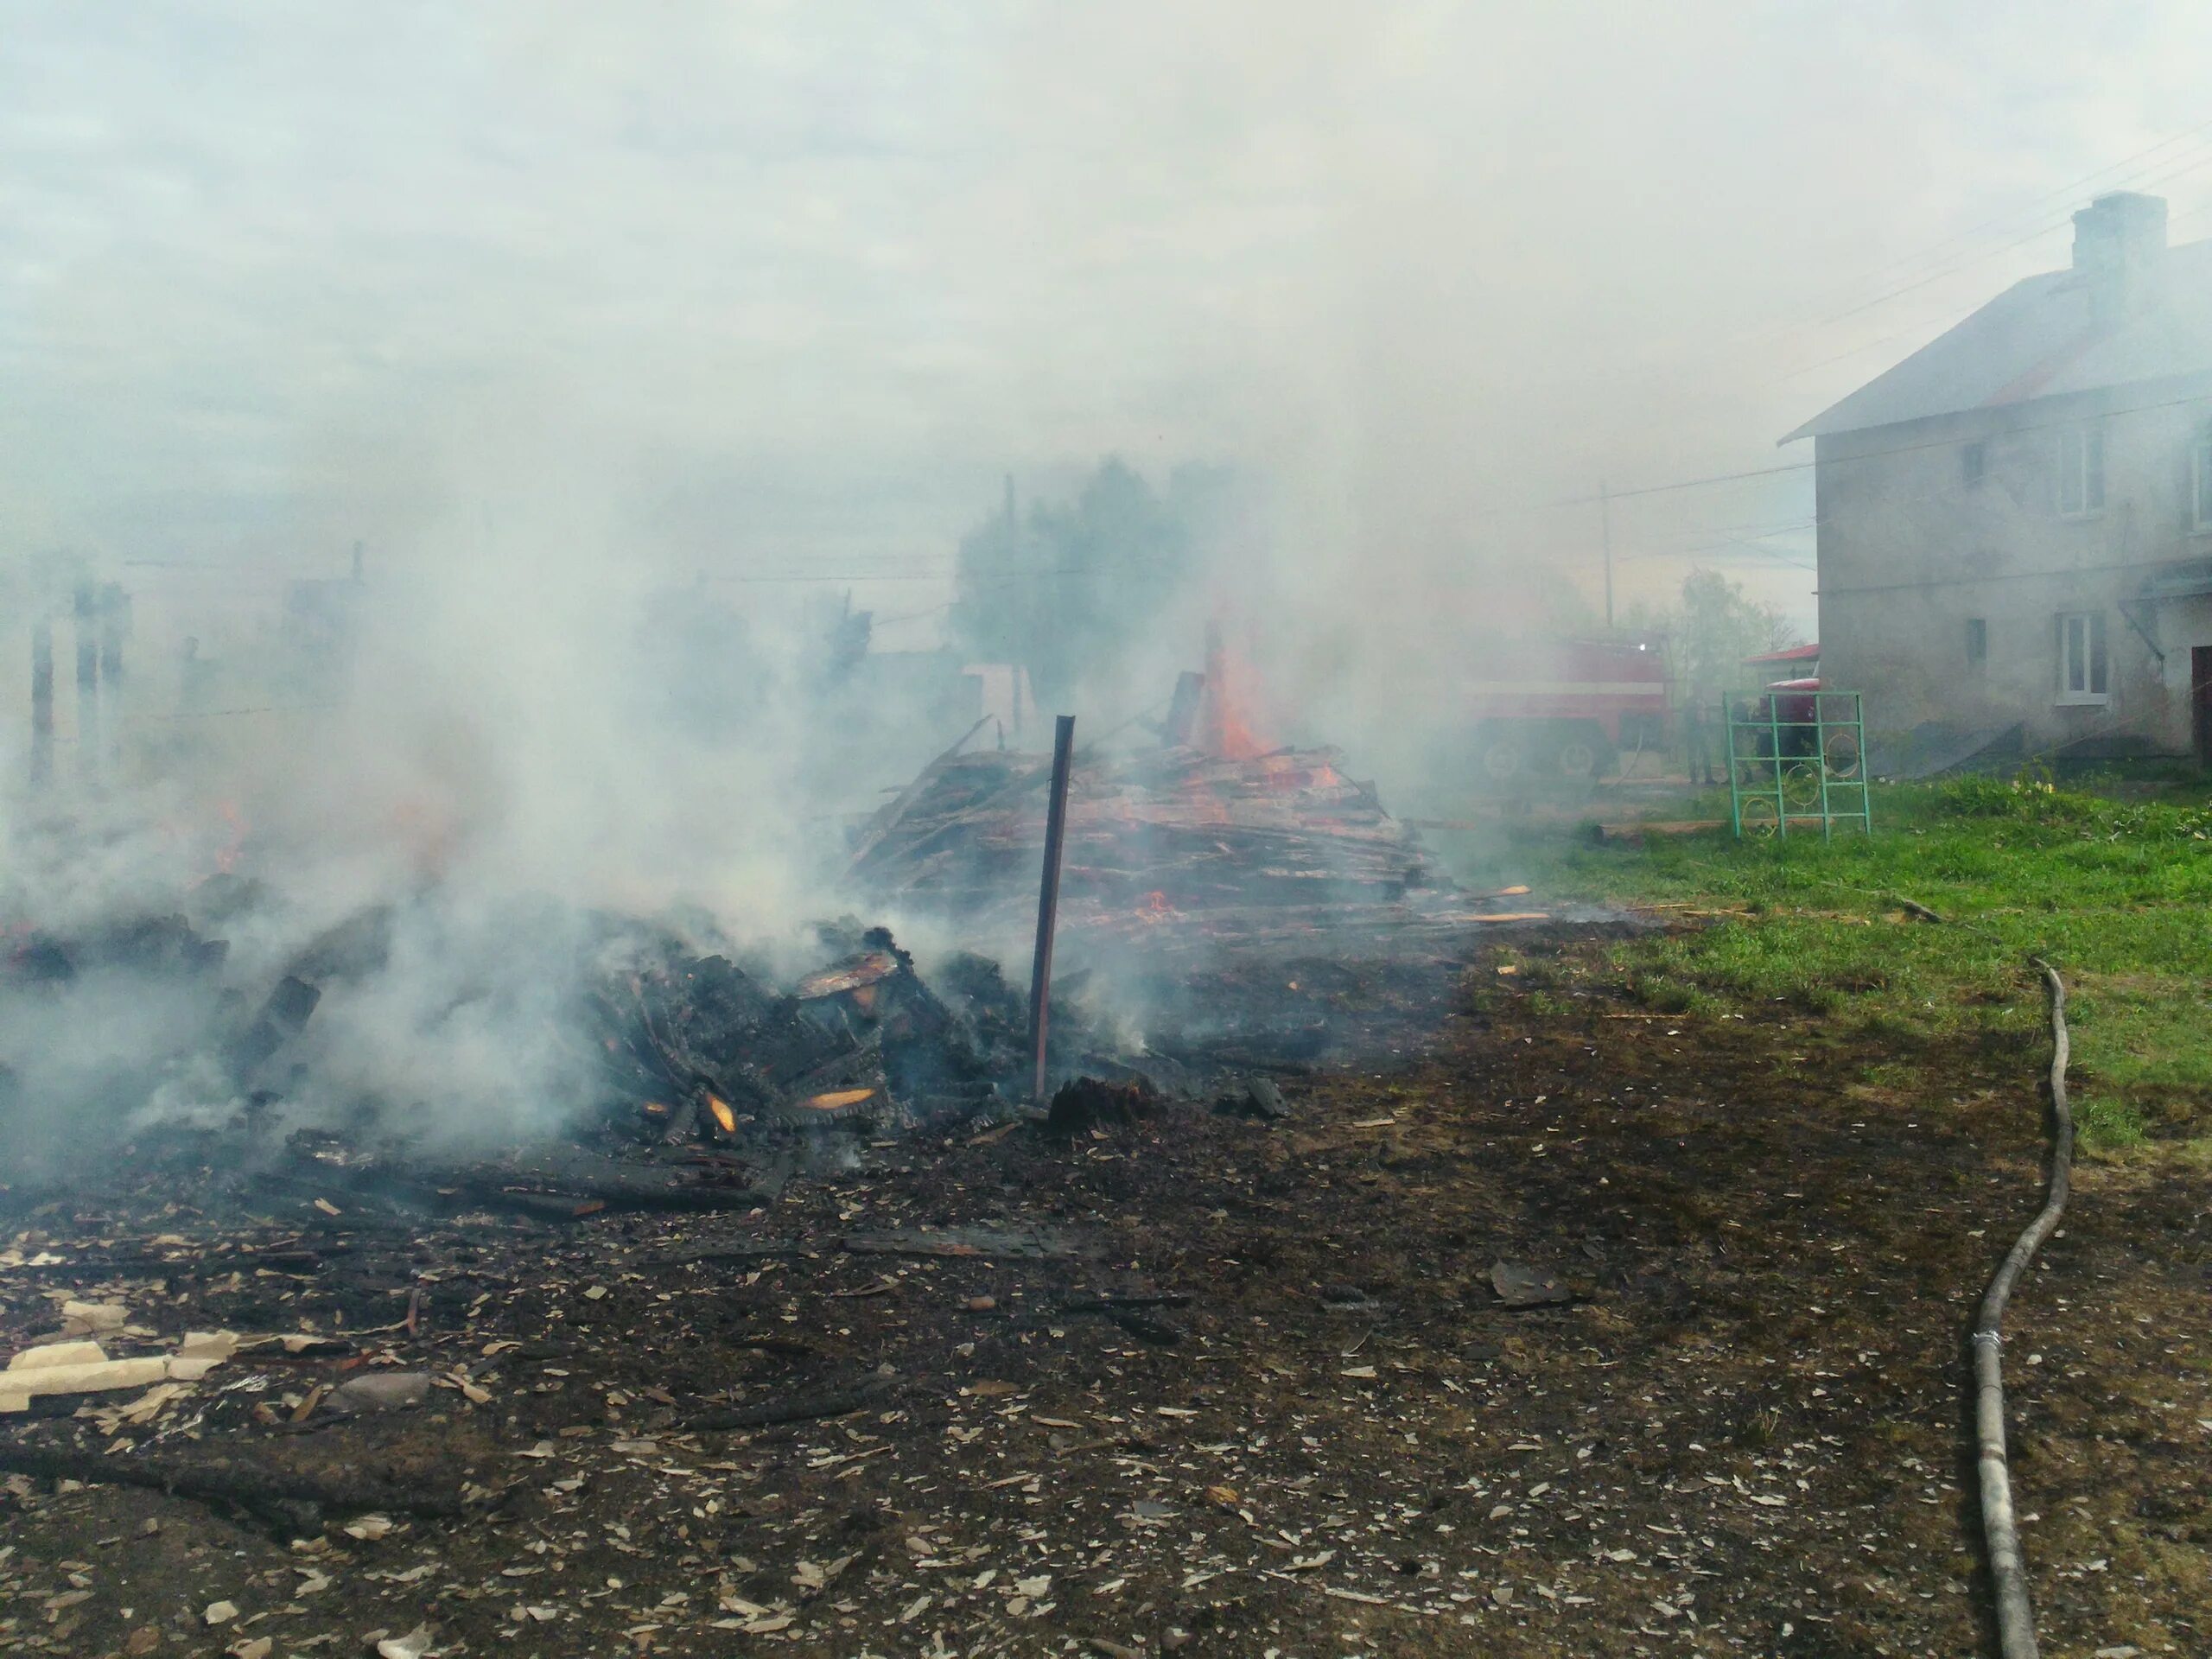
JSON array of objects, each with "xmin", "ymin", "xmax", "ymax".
[
  {"xmin": 1732, "ymin": 643, "xmax": 1827, "ymax": 760},
  {"xmin": 1459, "ymin": 634, "xmax": 1670, "ymax": 782}
]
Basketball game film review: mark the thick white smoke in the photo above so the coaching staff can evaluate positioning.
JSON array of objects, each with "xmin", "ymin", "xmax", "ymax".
[{"xmin": 3, "ymin": 1, "xmax": 2209, "ymax": 1166}]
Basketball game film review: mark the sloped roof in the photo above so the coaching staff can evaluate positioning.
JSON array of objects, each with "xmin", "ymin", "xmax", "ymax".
[{"xmin": 1782, "ymin": 237, "xmax": 2212, "ymax": 442}]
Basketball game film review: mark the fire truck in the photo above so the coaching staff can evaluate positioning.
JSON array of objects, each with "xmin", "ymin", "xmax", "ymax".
[
  {"xmin": 1460, "ymin": 634, "xmax": 1670, "ymax": 782},
  {"xmin": 1732, "ymin": 643, "xmax": 1828, "ymax": 760}
]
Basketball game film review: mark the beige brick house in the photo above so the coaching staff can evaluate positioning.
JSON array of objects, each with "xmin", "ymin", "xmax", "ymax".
[{"xmin": 1785, "ymin": 192, "xmax": 2212, "ymax": 765}]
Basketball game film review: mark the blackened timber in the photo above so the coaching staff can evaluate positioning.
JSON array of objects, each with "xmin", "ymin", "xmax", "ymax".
[
  {"xmin": 842, "ymin": 1225, "xmax": 1088, "ymax": 1260},
  {"xmin": 846, "ymin": 741, "xmax": 1441, "ymax": 919},
  {"xmin": 1164, "ymin": 670, "xmax": 1206, "ymax": 747},
  {"xmin": 228, "ymin": 976, "xmax": 321, "ymax": 1080},
  {"xmin": 0, "ymin": 1443, "xmax": 467, "ymax": 1537},
  {"xmin": 638, "ymin": 1239, "xmax": 808, "ymax": 1268},
  {"xmin": 841, "ymin": 714, "xmax": 995, "ymax": 876},
  {"xmin": 684, "ymin": 1373, "xmax": 894, "ymax": 1433},
  {"xmin": 259, "ymin": 1155, "xmax": 780, "ymax": 1218}
]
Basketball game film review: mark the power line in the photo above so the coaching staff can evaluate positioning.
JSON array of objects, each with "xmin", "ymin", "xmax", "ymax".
[
  {"xmin": 698, "ymin": 569, "xmax": 950, "ymax": 584},
  {"xmin": 1745, "ymin": 119, "xmax": 2212, "ymax": 350},
  {"xmin": 84, "ymin": 379, "xmax": 2212, "ymax": 620},
  {"xmin": 1797, "ymin": 149, "xmax": 2212, "ymax": 340},
  {"xmin": 1550, "ymin": 457, "xmax": 1809, "ymax": 506},
  {"xmin": 1549, "ymin": 383, "xmax": 2212, "ymax": 512},
  {"xmin": 1782, "ymin": 313, "xmax": 1974, "ymax": 384},
  {"xmin": 1821, "ymin": 551, "xmax": 2202, "ymax": 601},
  {"xmin": 1701, "ymin": 537, "xmax": 1815, "ymax": 572},
  {"xmin": 1863, "ymin": 122, "xmax": 2212, "ymax": 276},
  {"xmin": 1626, "ymin": 515, "xmax": 1816, "ymax": 546},
  {"xmin": 1796, "ymin": 123, "xmax": 2212, "ymax": 308},
  {"xmin": 1618, "ymin": 530, "xmax": 1814, "ymax": 571},
  {"xmin": 507, "ymin": 382, "xmax": 2212, "ymax": 603}
]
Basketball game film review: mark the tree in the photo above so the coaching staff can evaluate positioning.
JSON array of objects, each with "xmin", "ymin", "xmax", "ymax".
[
  {"xmin": 1672, "ymin": 569, "xmax": 1799, "ymax": 698},
  {"xmin": 948, "ymin": 460, "xmax": 1233, "ymax": 703}
]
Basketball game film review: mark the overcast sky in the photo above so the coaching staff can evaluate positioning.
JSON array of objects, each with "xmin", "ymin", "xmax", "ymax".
[{"xmin": 7, "ymin": 1, "xmax": 2212, "ymax": 636}]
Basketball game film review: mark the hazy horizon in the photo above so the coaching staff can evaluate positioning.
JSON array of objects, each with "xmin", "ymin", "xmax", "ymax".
[{"xmin": 8, "ymin": 3, "xmax": 2212, "ymax": 643}]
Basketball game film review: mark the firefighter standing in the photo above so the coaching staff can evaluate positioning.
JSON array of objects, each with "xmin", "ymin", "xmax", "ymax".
[{"xmin": 1683, "ymin": 696, "xmax": 1720, "ymax": 786}]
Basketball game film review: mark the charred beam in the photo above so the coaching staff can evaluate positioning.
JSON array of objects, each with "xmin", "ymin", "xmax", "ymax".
[
  {"xmin": 227, "ymin": 976, "xmax": 322, "ymax": 1081},
  {"xmin": 0, "ymin": 1442, "xmax": 469, "ymax": 1538},
  {"xmin": 684, "ymin": 1373, "xmax": 894, "ymax": 1433},
  {"xmin": 1164, "ymin": 670, "xmax": 1206, "ymax": 747}
]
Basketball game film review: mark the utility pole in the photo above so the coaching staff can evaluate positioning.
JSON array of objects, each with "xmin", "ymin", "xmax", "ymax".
[
  {"xmin": 1600, "ymin": 478, "xmax": 1615, "ymax": 631},
  {"xmin": 99, "ymin": 584, "xmax": 127, "ymax": 769},
  {"xmin": 73, "ymin": 582, "xmax": 99, "ymax": 784},
  {"xmin": 29, "ymin": 618, "xmax": 53, "ymax": 786}
]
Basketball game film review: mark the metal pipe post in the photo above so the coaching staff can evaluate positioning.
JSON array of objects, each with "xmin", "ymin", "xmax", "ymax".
[
  {"xmin": 1766, "ymin": 693, "xmax": 1783, "ymax": 835},
  {"xmin": 1027, "ymin": 714, "xmax": 1077, "ymax": 1102},
  {"xmin": 1722, "ymin": 696, "xmax": 1740, "ymax": 835}
]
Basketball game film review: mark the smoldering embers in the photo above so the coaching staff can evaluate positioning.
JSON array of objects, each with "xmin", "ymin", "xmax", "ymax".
[{"xmin": 0, "ymin": 884, "xmax": 1048, "ymax": 1179}]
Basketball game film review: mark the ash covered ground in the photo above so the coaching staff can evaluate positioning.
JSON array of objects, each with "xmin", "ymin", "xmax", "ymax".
[
  {"xmin": 1, "ymin": 734, "xmax": 2200, "ymax": 1659},
  {"xmin": 3, "ymin": 922, "xmax": 2204, "ymax": 1659}
]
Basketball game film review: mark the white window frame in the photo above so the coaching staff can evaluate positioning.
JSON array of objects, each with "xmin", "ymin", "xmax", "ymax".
[
  {"xmin": 2056, "ymin": 611, "xmax": 2108, "ymax": 705},
  {"xmin": 2056, "ymin": 422, "xmax": 2105, "ymax": 518},
  {"xmin": 2192, "ymin": 423, "xmax": 2212, "ymax": 531}
]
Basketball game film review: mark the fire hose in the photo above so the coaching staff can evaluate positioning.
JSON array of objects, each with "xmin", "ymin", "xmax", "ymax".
[{"xmin": 1971, "ymin": 957, "xmax": 2073, "ymax": 1659}]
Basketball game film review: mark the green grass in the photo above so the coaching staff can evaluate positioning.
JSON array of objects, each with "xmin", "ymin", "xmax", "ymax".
[{"xmin": 1446, "ymin": 775, "xmax": 2212, "ymax": 1154}]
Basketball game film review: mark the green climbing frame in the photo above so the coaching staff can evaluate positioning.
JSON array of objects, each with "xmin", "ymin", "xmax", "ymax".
[{"xmin": 1723, "ymin": 689, "xmax": 1871, "ymax": 839}]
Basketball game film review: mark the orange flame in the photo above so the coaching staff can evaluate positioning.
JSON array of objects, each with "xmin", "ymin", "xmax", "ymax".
[
  {"xmin": 1201, "ymin": 620, "xmax": 1271, "ymax": 760},
  {"xmin": 213, "ymin": 800, "xmax": 248, "ymax": 874},
  {"xmin": 1135, "ymin": 890, "xmax": 1179, "ymax": 925},
  {"xmin": 707, "ymin": 1094, "xmax": 736, "ymax": 1134},
  {"xmin": 800, "ymin": 1087, "xmax": 878, "ymax": 1112}
]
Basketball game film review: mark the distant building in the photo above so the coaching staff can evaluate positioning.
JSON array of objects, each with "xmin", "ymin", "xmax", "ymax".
[
  {"xmin": 1785, "ymin": 192, "xmax": 2212, "ymax": 764},
  {"xmin": 1742, "ymin": 642, "xmax": 1820, "ymax": 684}
]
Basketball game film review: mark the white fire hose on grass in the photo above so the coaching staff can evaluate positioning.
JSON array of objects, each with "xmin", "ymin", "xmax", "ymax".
[{"xmin": 1971, "ymin": 957, "xmax": 2074, "ymax": 1659}]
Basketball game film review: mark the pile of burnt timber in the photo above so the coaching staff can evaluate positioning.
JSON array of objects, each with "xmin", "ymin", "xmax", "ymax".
[
  {"xmin": 848, "ymin": 743, "xmax": 1449, "ymax": 921},
  {"xmin": 571, "ymin": 926, "xmax": 1016, "ymax": 1143},
  {"xmin": 0, "ymin": 902, "xmax": 1152, "ymax": 1217}
]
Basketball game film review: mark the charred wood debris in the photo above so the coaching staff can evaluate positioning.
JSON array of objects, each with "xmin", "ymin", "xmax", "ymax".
[
  {"xmin": 0, "ymin": 734, "xmax": 1628, "ymax": 1654},
  {"xmin": 3, "ymin": 735, "xmax": 1547, "ymax": 1219},
  {"xmin": 847, "ymin": 742, "xmax": 1440, "ymax": 920},
  {"xmin": 1, "ymin": 902, "xmax": 1168, "ymax": 1218},
  {"xmin": 0, "ymin": 732, "xmax": 1568, "ymax": 1633}
]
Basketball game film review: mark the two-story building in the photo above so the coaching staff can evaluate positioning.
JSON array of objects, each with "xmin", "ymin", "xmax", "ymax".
[{"xmin": 1784, "ymin": 191, "xmax": 2212, "ymax": 765}]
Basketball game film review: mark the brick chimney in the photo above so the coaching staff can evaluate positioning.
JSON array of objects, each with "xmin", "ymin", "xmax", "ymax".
[{"xmin": 2072, "ymin": 191, "xmax": 2166, "ymax": 318}]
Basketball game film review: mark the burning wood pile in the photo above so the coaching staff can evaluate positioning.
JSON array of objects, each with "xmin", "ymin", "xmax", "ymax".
[
  {"xmin": 847, "ymin": 742, "xmax": 1443, "ymax": 925},
  {"xmin": 0, "ymin": 646, "xmax": 1554, "ymax": 1205}
]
